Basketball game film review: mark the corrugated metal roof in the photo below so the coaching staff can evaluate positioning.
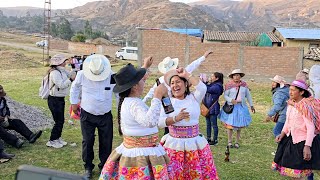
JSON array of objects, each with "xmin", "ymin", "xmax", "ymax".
[
  {"xmin": 266, "ymin": 32, "xmax": 282, "ymax": 43},
  {"xmin": 204, "ymin": 30, "xmax": 281, "ymax": 42},
  {"xmin": 275, "ymin": 27, "xmax": 320, "ymax": 40},
  {"xmin": 163, "ymin": 29, "xmax": 203, "ymax": 37},
  {"xmin": 304, "ymin": 47, "xmax": 320, "ymax": 60}
]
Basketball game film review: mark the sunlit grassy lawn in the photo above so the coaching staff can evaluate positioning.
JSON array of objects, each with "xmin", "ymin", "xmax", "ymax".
[{"xmin": 0, "ymin": 46, "xmax": 299, "ymax": 179}]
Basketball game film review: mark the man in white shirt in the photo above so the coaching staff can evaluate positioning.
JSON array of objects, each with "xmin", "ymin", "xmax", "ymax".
[{"xmin": 70, "ymin": 54, "xmax": 116, "ymax": 178}]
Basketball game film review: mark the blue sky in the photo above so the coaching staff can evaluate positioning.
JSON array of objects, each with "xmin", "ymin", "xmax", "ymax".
[{"xmin": 0, "ymin": 0, "xmax": 206, "ymax": 10}]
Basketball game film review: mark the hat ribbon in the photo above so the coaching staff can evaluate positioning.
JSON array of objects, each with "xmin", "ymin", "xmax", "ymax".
[
  {"xmin": 293, "ymin": 80, "xmax": 308, "ymax": 89},
  {"xmin": 90, "ymin": 66, "xmax": 105, "ymax": 76}
]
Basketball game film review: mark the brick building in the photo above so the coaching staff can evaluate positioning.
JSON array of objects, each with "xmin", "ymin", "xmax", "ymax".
[{"xmin": 137, "ymin": 29, "xmax": 304, "ymax": 81}]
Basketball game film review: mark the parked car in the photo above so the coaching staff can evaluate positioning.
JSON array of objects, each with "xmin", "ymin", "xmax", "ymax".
[
  {"xmin": 115, "ymin": 47, "xmax": 138, "ymax": 60},
  {"xmin": 36, "ymin": 40, "xmax": 48, "ymax": 47}
]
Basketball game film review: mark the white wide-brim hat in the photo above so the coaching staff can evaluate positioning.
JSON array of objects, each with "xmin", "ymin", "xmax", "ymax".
[
  {"xmin": 83, "ymin": 54, "xmax": 111, "ymax": 81},
  {"xmin": 158, "ymin": 57, "xmax": 179, "ymax": 74},
  {"xmin": 228, "ymin": 69, "xmax": 245, "ymax": 78},
  {"xmin": 269, "ymin": 75, "xmax": 286, "ymax": 88}
]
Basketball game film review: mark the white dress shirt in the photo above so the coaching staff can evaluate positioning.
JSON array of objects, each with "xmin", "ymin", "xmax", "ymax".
[{"xmin": 70, "ymin": 70, "xmax": 116, "ymax": 115}]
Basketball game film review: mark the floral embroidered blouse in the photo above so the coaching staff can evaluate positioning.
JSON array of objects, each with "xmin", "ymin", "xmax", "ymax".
[{"xmin": 120, "ymin": 97, "xmax": 162, "ymax": 136}]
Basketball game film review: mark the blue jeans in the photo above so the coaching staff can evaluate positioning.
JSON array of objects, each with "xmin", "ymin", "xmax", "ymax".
[
  {"xmin": 206, "ymin": 114, "xmax": 218, "ymax": 141},
  {"xmin": 273, "ymin": 122, "xmax": 284, "ymax": 137},
  {"xmin": 307, "ymin": 173, "xmax": 314, "ymax": 180}
]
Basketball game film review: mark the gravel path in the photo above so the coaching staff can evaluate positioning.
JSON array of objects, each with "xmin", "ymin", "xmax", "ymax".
[{"xmin": 6, "ymin": 97, "xmax": 53, "ymax": 131}]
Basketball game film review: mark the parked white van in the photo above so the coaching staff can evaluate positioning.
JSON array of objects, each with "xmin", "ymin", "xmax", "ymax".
[
  {"xmin": 115, "ymin": 47, "xmax": 138, "ymax": 60},
  {"xmin": 36, "ymin": 40, "xmax": 48, "ymax": 47}
]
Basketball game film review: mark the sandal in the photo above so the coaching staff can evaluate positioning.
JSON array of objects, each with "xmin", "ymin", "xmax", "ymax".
[
  {"xmin": 227, "ymin": 142, "xmax": 233, "ymax": 148},
  {"xmin": 234, "ymin": 143, "xmax": 240, "ymax": 149}
]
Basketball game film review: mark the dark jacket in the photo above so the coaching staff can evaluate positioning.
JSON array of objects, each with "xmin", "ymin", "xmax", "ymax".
[
  {"xmin": 267, "ymin": 86, "xmax": 289, "ymax": 123},
  {"xmin": 0, "ymin": 97, "xmax": 10, "ymax": 118},
  {"xmin": 203, "ymin": 82, "xmax": 223, "ymax": 115}
]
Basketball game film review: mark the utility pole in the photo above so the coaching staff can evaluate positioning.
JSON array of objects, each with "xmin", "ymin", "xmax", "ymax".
[{"xmin": 43, "ymin": 0, "xmax": 51, "ymax": 64}]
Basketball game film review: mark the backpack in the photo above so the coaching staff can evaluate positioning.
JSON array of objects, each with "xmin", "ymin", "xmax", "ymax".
[{"xmin": 39, "ymin": 68, "xmax": 61, "ymax": 99}]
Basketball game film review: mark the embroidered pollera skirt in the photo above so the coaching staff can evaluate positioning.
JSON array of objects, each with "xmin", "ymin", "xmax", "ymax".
[
  {"xmin": 99, "ymin": 133, "xmax": 169, "ymax": 180},
  {"xmin": 219, "ymin": 104, "xmax": 252, "ymax": 130},
  {"xmin": 272, "ymin": 135, "xmax": 320, "ymax": 178},
  {"xmin": 160, "ymin": 124, "xmax": 219, "ymax": 180}
]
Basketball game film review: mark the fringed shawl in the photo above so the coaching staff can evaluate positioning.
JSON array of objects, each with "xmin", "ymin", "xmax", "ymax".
[
  {"xmin": 294, "ymin": 97, "xmax": 320, "ymax": 134},
  {"xmin": 225, "ymin": 80, "xmax": 248, "ymax": 91}
]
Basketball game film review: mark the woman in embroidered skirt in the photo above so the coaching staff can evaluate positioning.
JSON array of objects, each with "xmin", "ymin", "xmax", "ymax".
[
  {"xmin": 158, "ymin": 68, "xmax": 219, "ymax": 180},
  {"xmin": 218, "ymin": 69, "xmax": 255, "ymax": 149},
  {"xmin": 99, "ymin": 59, "xmax": 170, "ymax": 179},
  {"xmin": 272, "ymin": 80, "xmax": 320, "ymax": 179}
]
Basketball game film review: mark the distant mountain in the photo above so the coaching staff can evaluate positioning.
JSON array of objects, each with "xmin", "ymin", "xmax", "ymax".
[
  {"xmin": 0, "ymin": 0, "xmax": 231, "ymax": 39},
  {"xmin": 0, "ymin": 7, "xmax": 44, "ymax": 17},
  {"xmin": 192, "ymin": 0, "xmax": 320, "ymax": 32},
  {"xmin": 0, "ymin": 7, "xmax": 65, "ymax": 17},
  {"xmin": 54, "ymin": 0, "xmax": 230, "ymax": 39}
]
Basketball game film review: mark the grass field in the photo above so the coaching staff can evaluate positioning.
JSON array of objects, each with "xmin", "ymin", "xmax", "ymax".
[{"xmin": 0, "ymin": 37, "xmax": 303, "ymax": 179}]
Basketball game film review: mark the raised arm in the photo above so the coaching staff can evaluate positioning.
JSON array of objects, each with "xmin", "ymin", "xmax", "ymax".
[
  {"xmin": 185, "ymin": 50, "xmax": 213, "ymax": 73},
  {"xmin": 142, "ymin": 82, "xmax": 157, "ymax": 103},
  {"xmin": 50, "ymin": 70, "xmax": 71, "ymax": 90},
  {"xmin": 130, "ymin": 98, "xmax": 162, "ymax": 127}
]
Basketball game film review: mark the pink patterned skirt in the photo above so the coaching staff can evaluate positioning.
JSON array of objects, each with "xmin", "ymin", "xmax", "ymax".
[
  {"xmin": 161, "ymin": 125, "xmax": 219, "ymax": 180},
  {"xmin": 99, "ymin": 133, "xmax": 169, "ymax": 180}
]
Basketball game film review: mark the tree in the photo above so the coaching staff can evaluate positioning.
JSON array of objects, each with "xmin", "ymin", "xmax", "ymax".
[
  {"xmin": 28, "ymin": 15, "xmax": 43, "ymax": 33},
  {"xmin": 71, "ymin": 33, "xmax": 87, "ymax": 42},
  {"xmin": 26, "ymin": 11, "xmax": 31, "ymax": 17},
  {"xmin": 84, "ymin": 20, "xmax": 92, "ymax": 38},
  {"xmin": 58, "ymin": 18, "xmax": 73, "ymax": 40},
  {"xmin": 51, "ymin": 23, "xmax": 58, "ymax": 37}
]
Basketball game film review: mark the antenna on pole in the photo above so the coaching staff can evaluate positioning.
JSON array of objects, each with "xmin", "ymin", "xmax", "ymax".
[{"xmin": 43, "ymin": 0, "xmax": 51, "ymax": 65}]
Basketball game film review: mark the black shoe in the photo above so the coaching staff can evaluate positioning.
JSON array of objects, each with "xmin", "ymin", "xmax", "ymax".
[
  {"xmin": 29, "ymin": 130, "xmax": 42, "ymax": 143},
  {"xmin": 15, "ymin": 139, "xmax": 24, "ymax": 149},
  {"xmin": 84, "ymin": 169, "xmax": 92, "ymax": 179},
  {"xmin": 209, "ymin": 140, "xmax": 218, "ymax": 146},
  {"xmin": 207, "ymin": 138, "xmax": 212, "ymax": 143},
  {"xmin": 0, "ymin": 151, "xmax": 15, "ymax": 159}
]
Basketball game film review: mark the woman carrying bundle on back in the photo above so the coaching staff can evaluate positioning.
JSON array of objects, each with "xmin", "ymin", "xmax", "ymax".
[{"xmin": 272, "ymin": 80, "xmax": 320, "ymax": 179}]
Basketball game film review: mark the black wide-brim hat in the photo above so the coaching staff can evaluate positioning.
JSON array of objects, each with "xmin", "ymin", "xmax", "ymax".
[{"xmin": 113, "ymin": 63, "xmax": 146, "ymax": 93}]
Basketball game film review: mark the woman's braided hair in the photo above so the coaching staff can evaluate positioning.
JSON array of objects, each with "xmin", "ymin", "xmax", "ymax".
[{"xmin": 117, "ymin": 88, "xmax": 131, "ymax": 136}]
